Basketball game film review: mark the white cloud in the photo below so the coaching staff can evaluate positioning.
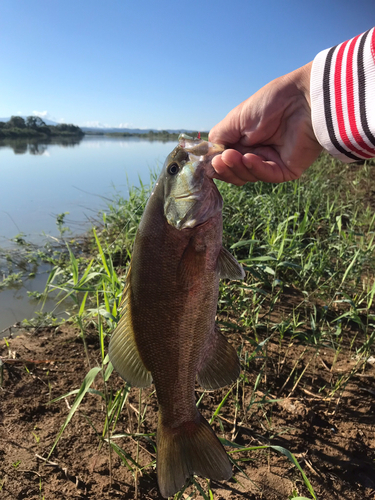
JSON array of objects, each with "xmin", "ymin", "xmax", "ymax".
[
  {"xmin": 80, "ymin": 121, "xmax": 111, "ymax": 128},
  {"xmin": 33, "ymin": 111, "xmax": 66, "ymax": 123},
  {"xmin": 33, "ymin": 110, "xmax": 49, "ymax": 118}
]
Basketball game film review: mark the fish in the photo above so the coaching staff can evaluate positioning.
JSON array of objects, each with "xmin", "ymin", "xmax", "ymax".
[{"xmin": 108, "ymin": 134, "xmax": 245, "ymax": 498}]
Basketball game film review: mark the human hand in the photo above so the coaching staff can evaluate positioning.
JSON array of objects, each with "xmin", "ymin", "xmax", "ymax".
[{"xmin": 209, "ymin": 62, "xmax": 323, "ymax": 185}]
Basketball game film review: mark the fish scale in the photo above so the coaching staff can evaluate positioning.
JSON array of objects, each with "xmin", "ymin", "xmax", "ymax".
[{"xmin": 109, "ymin": 135, "xmax": 245, "ymax": 497}]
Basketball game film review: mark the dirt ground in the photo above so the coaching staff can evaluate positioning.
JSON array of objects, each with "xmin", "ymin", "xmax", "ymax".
[{"xmin": 0, "ymin": 323, "xmax": 374, "ymax": 500}]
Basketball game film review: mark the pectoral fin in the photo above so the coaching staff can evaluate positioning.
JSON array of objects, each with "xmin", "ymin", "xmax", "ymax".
[
  {"xmin": 108, "ymin": 277, "xmax": 152, "ymax": 388},
  {"xmin": 177, "ymin": 237, "xmax": 206, "ymax": 289},
  {"xmin": 197, "ymin": 327, "xmax": 240, "ymax": 390},
  {"xmin": 217, "ymin": 246, "xmax": 245, "ymax": 280}
]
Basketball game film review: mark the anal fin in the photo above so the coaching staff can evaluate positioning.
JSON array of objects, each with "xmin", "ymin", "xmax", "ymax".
[{"xmin": 197, "ymin": 327, "xmax": 240, "ymax": 390}]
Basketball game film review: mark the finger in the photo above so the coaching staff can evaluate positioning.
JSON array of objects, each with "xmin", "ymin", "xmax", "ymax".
[
  {"xmin": 211, "ymin": 156, "xmax": 248, "ymax": 185},
  {"xmin": 211, "ymin": 150, "xmax": 259, "ymax": 185},
  {"xmin": 212, "ymin": 150, "xmax": 298, "ymax": 185},
  {"xmin": 242, "ymin": 153, "xmax": 298, "ymax": 183}
]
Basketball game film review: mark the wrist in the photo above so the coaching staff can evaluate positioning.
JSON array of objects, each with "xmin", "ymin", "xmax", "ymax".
[{"xmin": 294, "ymin": 61, "xmax": 313, "ymax": 108}]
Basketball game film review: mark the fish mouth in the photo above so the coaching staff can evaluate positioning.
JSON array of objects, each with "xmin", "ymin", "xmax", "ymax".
[
  {"xmin": 178, "ymin": 134, "xmax": 225, "ymax": 157},
  {"xmin": 174, "ymin": 193, "xmax": 200, "ymax": 201}
]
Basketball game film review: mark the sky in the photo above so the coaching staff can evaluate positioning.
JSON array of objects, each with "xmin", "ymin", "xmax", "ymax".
[{"xmin": 1, "ymin": 0, "xmax": 375, "ymax": 131}]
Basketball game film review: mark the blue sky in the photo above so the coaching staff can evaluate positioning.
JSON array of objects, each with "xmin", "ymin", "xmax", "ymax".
[{"xmin": 1, "ymin": 0, "xmax": 374, "ymax": 130}]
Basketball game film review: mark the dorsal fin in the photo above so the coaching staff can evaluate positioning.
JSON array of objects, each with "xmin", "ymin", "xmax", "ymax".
[{"xmin": 108, "ymin": 268, "xmax": 152, "ymax": 388}]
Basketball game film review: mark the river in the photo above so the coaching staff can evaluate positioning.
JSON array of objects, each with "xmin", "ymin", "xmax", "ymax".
[{"xmin": 0, "ymin": 135, "xmax": 176, "ymax": 334}]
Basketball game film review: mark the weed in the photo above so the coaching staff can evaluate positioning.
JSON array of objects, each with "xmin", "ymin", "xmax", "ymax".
[
  {"xmin": 41, "ymin": 152, "xmax": 374, "ymax": 498},
  {"xmin": 32, "ymin": 431, "xmax": 40, "ymax": 444}
]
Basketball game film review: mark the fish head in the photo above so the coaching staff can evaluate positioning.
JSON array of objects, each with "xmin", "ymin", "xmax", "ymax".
[{"xmin": 163, "ymin": 135, "xmax": 225, "ymax": 230}]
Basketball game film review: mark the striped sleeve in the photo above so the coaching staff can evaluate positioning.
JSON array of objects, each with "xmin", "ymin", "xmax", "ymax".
[{"xmin": 310, "ymin": 27, "xmax": 375, "ymax": 162}]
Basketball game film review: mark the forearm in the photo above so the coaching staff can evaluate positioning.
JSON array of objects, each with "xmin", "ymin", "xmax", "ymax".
[{"xmin": 310, "ymin": 27, "xmax": 375, "ymax": 162}]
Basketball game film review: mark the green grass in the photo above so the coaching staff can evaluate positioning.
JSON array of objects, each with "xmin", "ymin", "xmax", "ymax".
[{"xmin": 39, "ymin": 152, "xmax": 375, "ymax": 498}]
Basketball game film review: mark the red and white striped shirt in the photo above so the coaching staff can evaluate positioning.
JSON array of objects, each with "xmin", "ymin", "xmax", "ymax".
[{"xmin": 311, "ymin": 27, "xmax": 375, "ymax": 162}]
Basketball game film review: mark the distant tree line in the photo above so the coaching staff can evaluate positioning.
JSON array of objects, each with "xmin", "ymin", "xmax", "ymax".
[
  {"xmin": 102, "ymin": 130, "xmax": 181, "ymax": 139},
  {"xmin": 90, "ymin": 130, "xmax": 208, "ymax": 141},
  {"xmin": 0, "ymin": 116, "xmax": 84, "ymax": 139}
]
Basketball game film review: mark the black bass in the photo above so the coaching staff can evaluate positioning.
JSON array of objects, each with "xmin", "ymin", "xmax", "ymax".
[{"xmin": 109, "ymin": 134, "xmax": 244, "ymax": 497}]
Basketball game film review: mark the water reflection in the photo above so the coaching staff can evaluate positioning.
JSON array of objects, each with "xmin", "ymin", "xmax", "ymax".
[
  {"xmin": 0, "ymin": 136, "xmax": 177, "ymax": 333},
  {"xmin": 0, "ymin": 136, "xmax": 83, "ymax": 155}
]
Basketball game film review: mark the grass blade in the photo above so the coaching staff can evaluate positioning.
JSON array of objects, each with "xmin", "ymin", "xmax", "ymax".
[
  {"xmin": 48, "ymin": 366, "xmax": 102, "ymax": 458},
  {"xmin": 269, "ymin": 445, "xmax": 316, "ymax": 500}
]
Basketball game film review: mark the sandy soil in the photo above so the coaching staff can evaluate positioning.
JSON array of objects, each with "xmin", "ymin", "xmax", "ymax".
[{"xmin": 1, "ymin": 323, "xmax": 374, "ymax": 499}]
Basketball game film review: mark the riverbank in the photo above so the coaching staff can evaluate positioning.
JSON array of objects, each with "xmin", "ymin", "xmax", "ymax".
[
  {"xmin": 84, "ymin": 130, "xmax": 208, "ymax": 141},
  {"xmin": 1, "ymin": 153, "xmax": 375, "ymax": 499},
  {"xmin": 0, "ymin": 116, "xmax": 84, "ymax": 139},
  {"xmin": 1, "ymin": 301, "xmax": 374, "ymax": 499}
]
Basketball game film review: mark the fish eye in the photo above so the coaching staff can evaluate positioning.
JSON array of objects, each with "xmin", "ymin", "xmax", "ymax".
[{"xmin": 167, "ymin": 163, "xmax": 179, "ymax": 175}]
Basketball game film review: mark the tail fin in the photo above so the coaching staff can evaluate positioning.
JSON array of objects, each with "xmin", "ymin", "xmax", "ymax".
[{"xmin": 157, "ymin": 413, "xmax": 232, "ymax": 498}]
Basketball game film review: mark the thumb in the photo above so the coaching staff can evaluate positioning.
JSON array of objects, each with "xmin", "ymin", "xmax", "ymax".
[{"xmin": 209, "ymin": 107, "xmax": 243, "ymax": 145}]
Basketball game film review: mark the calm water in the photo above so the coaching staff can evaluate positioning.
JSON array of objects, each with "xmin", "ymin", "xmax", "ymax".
[
  {"xmin": 0, "ymin": 136, "xmax": 175, "ymax": 244},
  {"xmin": 0, "ymin": 136, "xmax": 176, "ymax": 333}
]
